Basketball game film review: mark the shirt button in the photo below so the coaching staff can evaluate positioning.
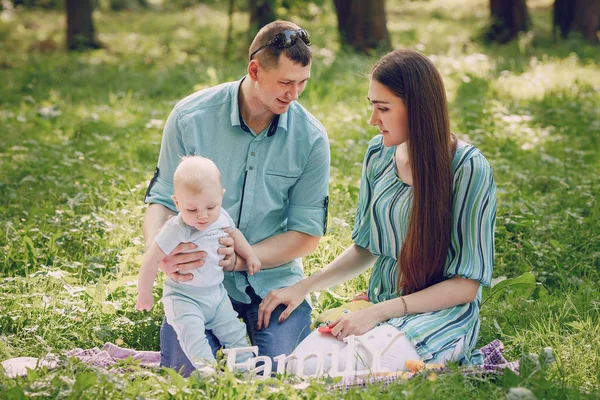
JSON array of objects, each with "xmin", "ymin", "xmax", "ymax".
[
  {"xmin": 251, "ymin": 152, "xmax": 255, "ymax": 156},
  {"xmin": 249, "ymin": 166, "xmax": 254, "ymax": 170}
]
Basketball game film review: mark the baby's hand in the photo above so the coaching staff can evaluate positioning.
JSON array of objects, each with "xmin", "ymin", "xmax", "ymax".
[
  {"xmin": 136, "ymin": 292, "xmax": 154, "ymax": 312},
  {"xmin": 247, "ymin": 256, "xmax": 261, "ymax": 276}
]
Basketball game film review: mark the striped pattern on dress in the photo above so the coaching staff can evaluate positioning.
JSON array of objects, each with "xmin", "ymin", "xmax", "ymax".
[{"xmin": 352, "ymin": 135, "xmax": 496, "ymax": 365}]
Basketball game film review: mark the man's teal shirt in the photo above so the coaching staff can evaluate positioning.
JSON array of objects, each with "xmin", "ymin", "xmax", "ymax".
[{"xmin": 145, "ymin": 78, "xmax": 330, "ymax": 303}]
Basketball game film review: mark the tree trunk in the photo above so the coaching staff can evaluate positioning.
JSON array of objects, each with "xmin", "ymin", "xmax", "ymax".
[
  {"xmin": 66, "ymin": 0, "xmax": 101, "ymax": 51},
  {"xmin": 553, "ymin": 0, "xmax": 575, "ymax": 39},
  {"xmin": 248, "ymin": 0, "xmax": 277, "ymax": 40},
  {"xmin": 224, "ymin": 0, "xmax": 235, "ymax": 58},
  {"xmin": 573, "ymin": 0, "xmax": 600, "ymax": 42},
  {"xmin": 555, "ymin": 0, "xmax": 599, "ymax": 43},
  {"xmin": 486, "ymin": 0, "xmax": 529, "ymax": 43},
  {"xmin": 553, "ymin": 0, "xmax": 600, "ymax": 43},
  {"xmin": 333, "ymin": 0, "xmax": 391, "ymax": 54}
]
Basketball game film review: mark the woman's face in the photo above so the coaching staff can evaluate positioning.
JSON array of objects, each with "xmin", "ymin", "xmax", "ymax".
[{"xmin": 367, "ymin": 79, "xmax": 409, "ymax": 147}]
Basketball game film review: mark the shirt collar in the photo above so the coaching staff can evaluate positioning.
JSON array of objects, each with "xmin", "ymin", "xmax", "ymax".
[{"xmin": 230, "ymin": 76, "xmax": 289, "ymax": 136}]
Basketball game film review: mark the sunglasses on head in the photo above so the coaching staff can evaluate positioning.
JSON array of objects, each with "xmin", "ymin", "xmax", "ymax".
[{"xmin": 249, "ymin": 29, "xmax": 311, "ymax": 60}]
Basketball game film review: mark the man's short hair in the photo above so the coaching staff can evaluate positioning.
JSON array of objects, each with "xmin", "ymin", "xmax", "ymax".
[{"xmin": 249, "ymin": 20, "xmax": 311, "ymax": 70}]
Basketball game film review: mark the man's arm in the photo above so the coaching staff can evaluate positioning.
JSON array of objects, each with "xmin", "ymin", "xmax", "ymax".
[
  {"xmin": 236, "ymin": 130, "xmax": 330, "ymax": 270},
  {"xmin": 143, "ymin": 204, "xmax": 176, "ymax": 250},
  {"xmin": 253, "ymin": 231, "xmax": 319, "ymax": 269},
  {"xmin": 234, "ymin": 230, "xmax": 320, "ymax": 270}
]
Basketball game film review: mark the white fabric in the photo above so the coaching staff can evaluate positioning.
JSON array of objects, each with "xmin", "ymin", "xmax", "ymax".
[
  {"xmin": 154, "ymin": 209, "xmax": 234, "ymax": 287},
  {"xmin": 1, "ymin": 357, "xmax": 58, "ymax": 378},
  {"xmin": 291, "ymin": 324, "xmax": 464, "ymax": 377}
]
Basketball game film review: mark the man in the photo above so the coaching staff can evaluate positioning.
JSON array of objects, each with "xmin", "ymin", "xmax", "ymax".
[{"xmin": 143, "ymin": 20, "xmax": 330, "ymax": 376}]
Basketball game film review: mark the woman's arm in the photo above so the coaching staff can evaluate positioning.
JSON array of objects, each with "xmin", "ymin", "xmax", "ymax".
[
  {"xmin": 329, "ymin": 276, "xmax": 480, "ymax": 339},
  {"xmin": 257, "ymin": 243, "xmax": 377, "ymax": 329},
  {"xmin": 299, "ymin": 244, "xmax": 376, "ymax": 293},
  {"xmin": 374, "ymin": 275, "xmax": 480, "ymax": 320}
]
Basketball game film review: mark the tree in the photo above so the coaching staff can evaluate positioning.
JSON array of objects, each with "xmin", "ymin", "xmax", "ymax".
[
  {"xmin": 333, "ymin": 0, "xmax": 391, "ymax": 54},
  {"xmin": 66, "ymin": 0, "xmax": 101, "ymax": 51},
  {"xmin": 224, "ymin": 0, "xmax": 236, "ymax": 58},
  {"xmin": 486, "ymin": 0, "xmax": 529, "ymax": 43},
  {"xmin": 248, "ymin": 0, "xmax": 277, "ymax": 40},
  {"xmin": 554, "ymin": 0, "xmax": 599, "ymax": 43}
]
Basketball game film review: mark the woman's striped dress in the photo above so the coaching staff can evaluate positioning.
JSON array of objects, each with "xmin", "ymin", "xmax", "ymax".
[{"xmin": 352, "ymin": 135, "xmax": 496, "ymax": 365}]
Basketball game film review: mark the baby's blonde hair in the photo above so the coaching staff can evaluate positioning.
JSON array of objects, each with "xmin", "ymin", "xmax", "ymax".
[{"xmin": 173, "ymin": 156, "xmax": 222, "ymax": 194}]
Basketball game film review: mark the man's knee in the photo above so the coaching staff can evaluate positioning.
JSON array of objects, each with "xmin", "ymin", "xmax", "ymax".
[{"xmin": 159, "ymin": 318, "xmax": 195, "ymax": 376}]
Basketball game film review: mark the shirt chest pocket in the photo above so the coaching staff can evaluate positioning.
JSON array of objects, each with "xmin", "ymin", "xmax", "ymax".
[{"xmin": 265, "ymin": 169, "xmax": 300, "ymax": 203}]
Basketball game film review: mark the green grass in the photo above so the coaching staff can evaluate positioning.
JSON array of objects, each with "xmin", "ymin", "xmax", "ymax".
[{"xmin": 1, "ymin": 0, "xmax": 599, "ymax": 398}]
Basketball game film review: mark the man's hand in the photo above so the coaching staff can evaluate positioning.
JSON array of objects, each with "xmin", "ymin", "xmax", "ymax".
[
  {"xmin": 218, "ymin": 228, "xmax": 235, "ymax": 270},
  {"xmin": 158, "ymin": 242, "xmax": 206, "ymax": 282}
]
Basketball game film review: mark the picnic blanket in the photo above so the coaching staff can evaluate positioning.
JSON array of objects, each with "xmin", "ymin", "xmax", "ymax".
[
  {"xmin": 333, "ymin": 339, "xmax": 520, "ymax": 389},
  {"xmin": 2, "ymin": 339, "xmax": 519, "ymax": 387}
]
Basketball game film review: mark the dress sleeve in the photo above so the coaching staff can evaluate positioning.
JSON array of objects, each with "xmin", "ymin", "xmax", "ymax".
[
  {"xmin": 444, "ymin": 152, "xmax": 496, "ymax": 286},
  {"xmin": 351, "ymin": 136, "xmax": 382, "ymax": 250}
]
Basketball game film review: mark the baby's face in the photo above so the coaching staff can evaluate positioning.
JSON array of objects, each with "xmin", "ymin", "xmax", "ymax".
[{"xmin": 174, "ymin": 185, "xmax": 223, "ymax": 230}]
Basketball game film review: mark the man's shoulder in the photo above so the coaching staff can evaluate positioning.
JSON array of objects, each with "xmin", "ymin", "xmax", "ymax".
[
  {"xmin": 172, "ymin": 80, "xmax": 237, "ymax": 118},
  {"xmin": 288, "ymin": 102, "xmax": 327, "ymax": 139}
]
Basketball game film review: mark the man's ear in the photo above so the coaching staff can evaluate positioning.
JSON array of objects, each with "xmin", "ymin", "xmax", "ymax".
[
  {"xmin": 171, "ymin": 195, "xmax": 180, "ymax": 211},
  {"xmin": 248, "ymin": 60, "xmax": 260, "ymax": 81}
]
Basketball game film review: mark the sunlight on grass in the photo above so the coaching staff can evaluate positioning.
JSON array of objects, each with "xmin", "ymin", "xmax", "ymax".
[{"xmin": 494, "ymin": 54, "xmax": 600, "ymax": 101}]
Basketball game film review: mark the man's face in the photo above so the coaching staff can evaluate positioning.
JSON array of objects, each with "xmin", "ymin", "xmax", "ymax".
[{"xmin": 255, "ymin": 54, "xmax": 311, "ymax": 115}]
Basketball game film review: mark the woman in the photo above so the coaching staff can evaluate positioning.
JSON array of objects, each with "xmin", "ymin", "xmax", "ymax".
[{"xmin": 257, "ymin": 49, "xmax": 496, "ymax": 376}]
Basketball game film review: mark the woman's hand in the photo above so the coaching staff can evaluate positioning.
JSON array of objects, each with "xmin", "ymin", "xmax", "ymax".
[
  {"xmin": 257, "ymin": 283, "xmax": 309, "ymax": 330},
  {"xmin": 329, "ymin": 308, "xmax": 382, "ymax": 341}
]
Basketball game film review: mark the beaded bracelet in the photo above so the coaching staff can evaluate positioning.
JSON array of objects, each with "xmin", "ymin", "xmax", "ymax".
[{"xmin": 400, "ymin": 296, "xmax": 408, "ymax": 316}]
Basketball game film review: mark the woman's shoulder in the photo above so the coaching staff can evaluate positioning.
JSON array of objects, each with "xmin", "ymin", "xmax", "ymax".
[
  {"xmin": 452, "ymin": 142, "xmax": 494, "ymax": 182},
  {"xmin": 363, "ymin": 135, "xmax": 393, "ymax": 171},
  {"xmin": 366, "ymin": 134, "xmax": 384, "ymax": 153},
  {"xmin": 453, "ymin": 142, "xmax": 491, "ymax": 168},
  {"xmin": 365, "ymin": 134, "xmax": 394, "ymax": 159}
]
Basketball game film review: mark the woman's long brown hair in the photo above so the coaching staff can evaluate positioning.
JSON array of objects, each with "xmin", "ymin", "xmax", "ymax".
[{"xmin": 371, "ymin": 49, "xmax": 456, "ymax": 295}]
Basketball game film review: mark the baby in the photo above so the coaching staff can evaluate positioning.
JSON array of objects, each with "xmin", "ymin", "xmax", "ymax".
[{"xmin": 136, "ymin": 156, "xmax": 260, "ymax": 370}]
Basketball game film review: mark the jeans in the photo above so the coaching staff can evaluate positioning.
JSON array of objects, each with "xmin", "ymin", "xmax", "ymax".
[{"xmin": 160, "ymin": 285, "xmax": 312, "ymax": 376}]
